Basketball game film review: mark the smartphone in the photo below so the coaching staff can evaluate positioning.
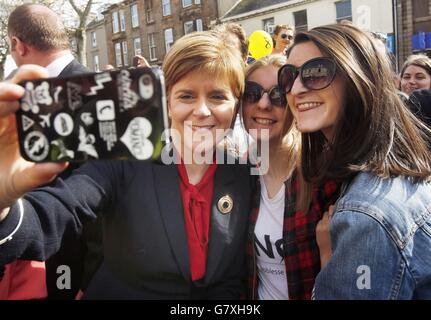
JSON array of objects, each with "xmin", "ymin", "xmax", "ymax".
[{"xmin": 16, "ymin": 67, "xmax": 169, "ymax": 162}]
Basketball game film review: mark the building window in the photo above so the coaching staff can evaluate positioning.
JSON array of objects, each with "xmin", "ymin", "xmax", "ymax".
[
  {"xmin": 112, "ymin": 12, "xmax": 119, "ymax": 33},
  {"xmin": 184, "ymin": 20, "xmax": 194, "ymax": 34},
  {"xmin": 131, "ymin": 4, "xmax": 139, "ymax": 28},
  {"xmin": 335, "ymin": 0, "xmax": 352, "ymax": 23},
  {"xmin": 134, "ymin": 37, "xmax": 142, "ymax": 56},
  {"xmin": 262, "ymin": 17, "xmax": 274, "ymax": 34},
  {"xmin": 162, "ymin": 0, "xmax": 171, "ymax": 16},
  {"xmin": 148, "ymin": 33, "xmax": 157, "ymax": 61},
  {"xmin": 182, "ymin": 0, "xmax": 192, "ymax": 8},
  {"xmin": 195, "ymin": 0, "xmax": 201, "ymax": 4},
  {"xmin": 115, "ymin": 42, "xmax": 122, "ymax": 67},
  {"xmin": 93, "ymin": 55, "xmax": 100, "ymax": 72},
  {"xmin": 293, "ymin": 10, "xmax": 308, "ymax": 32},
  {"xmin": 413, "ymin": 0, "xmax": 430, "ymax": 19},
  {"xmin": 91, "ymin": 31, "xmax": 97, "ymax": 47},
  {"xmin": 164, "ymin": 28, "xmax": 174, "ymax": 53},
  {"xmin": 146, "ymin": 0, "xmax": 154, "ymax": 23},
  {"xmin": 119, "ymin": 10, "xmax": 126, "ymax": 32},
  {"xmin": 122, "ymin": 41, "xmax": 128, "ymax": 66},
  {"xmin": 196, "ymin": 19, "xmax": 203, "ymax": 32}
]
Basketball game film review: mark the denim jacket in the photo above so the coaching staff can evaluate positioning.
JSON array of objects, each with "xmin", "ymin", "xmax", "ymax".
[{"xmin": 313, "ymin": 172, "xmax": 431, "ymax": 300}]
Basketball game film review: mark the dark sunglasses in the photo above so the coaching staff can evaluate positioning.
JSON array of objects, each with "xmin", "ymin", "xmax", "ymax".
[
  {"xmin": 242, "ymin": 81, "xmax": 286, "ymax": 107},
  {"xmin": 278, "ymin": 57, "xmax": 337, "ymax": 94},
  {"xmin": 281, "ymin": 33, "xmax": 294, "ymax": 40}
]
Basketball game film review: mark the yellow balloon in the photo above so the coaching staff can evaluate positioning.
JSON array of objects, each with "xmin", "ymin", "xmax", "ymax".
[{"xmin": 248, "ymin": 30, "xmax": 273, "ymax": 60}]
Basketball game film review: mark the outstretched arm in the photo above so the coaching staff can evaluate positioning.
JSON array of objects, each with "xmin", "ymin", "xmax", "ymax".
[{"xmin": 0, "ymin": 65, "xmax": 68, "ymax": 216}]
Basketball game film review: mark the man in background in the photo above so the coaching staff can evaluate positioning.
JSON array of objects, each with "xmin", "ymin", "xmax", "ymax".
[{"xmin": 8, "ymin": 3, "xmax": 88, "ymax": 77}]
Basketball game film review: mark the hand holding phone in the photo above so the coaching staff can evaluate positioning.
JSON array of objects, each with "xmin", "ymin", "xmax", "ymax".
[
  {"xmin": 0, "ymin": 65, "xmax": 69, "ymax": 211},
  {"xmin": 16, "ymin": 67, "xmax": 168, "ymax": 162}
]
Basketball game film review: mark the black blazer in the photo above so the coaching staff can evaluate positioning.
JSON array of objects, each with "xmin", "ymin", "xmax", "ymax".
[
  {"xmin": 59, "ymin": 59, "xmax": 89, "ymax": 77},
  {"xmin": 408, "ymin": 89, "xmax": 431, "ymax": 127},
  {"xmin": 0, "ymin": 160, "xmax": 254, "ymax": 299}
]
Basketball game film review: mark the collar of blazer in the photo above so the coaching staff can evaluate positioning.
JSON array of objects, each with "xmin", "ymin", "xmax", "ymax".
[{"xmin": 152, "ymin": 161, "xmax": 239, "ymax": 282}]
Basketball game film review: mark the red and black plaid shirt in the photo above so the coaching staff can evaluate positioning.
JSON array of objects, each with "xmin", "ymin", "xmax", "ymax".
[{"xmin": 247, "ymin": 174, "xmax": 340, "ymax": 300}]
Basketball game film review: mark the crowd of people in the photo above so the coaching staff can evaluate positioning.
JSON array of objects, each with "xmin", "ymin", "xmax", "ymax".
[{"xmin": 0, "ymin": 3, "xmax": 430, "ymax": 300}]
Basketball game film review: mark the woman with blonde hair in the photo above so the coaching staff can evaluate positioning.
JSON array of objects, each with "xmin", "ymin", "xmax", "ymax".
[
  {"xmin": 279, "ymin": 23, "xmax": 431, "ymax": 299},
  {"xmin": 241, "ymin": 55, "xmax": 339, "ymax": 300},
  {"xmin": 400, "ymin": 54, "xmax": 431, "ymax": 96},
  {"xmin": 0, "ymin": 31, "xmax": 254, "ymax": 299}
]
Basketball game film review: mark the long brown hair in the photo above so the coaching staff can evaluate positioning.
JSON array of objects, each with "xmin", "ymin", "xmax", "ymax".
[{"xmin": 286, "ymin": 23, "xmax": 431, "ymax": 184}]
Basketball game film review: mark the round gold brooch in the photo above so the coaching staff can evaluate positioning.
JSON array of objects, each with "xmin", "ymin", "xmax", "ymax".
[{"xmin": 217, "ymin": 195, "xmax": 233, "ymax": 215}]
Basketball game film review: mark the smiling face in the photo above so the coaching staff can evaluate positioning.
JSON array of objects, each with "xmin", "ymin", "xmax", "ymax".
[
  {"xmin": 242, "ymin": 65, "xmax": 286, "ymax": 144},
  {"xmin": 274, "ymin": 28, "xmax": 294, "ymax": 52},
  {"xmin": 400, "ymin": 65, "xmax": 431, "ymax": 96},
  {"xmin": 286, "ymin": 41, "xmax": 346, "ymax": 141},
  {"xmin": 168, "ymin": 70, "xmax": 238, "ymax": 158}
]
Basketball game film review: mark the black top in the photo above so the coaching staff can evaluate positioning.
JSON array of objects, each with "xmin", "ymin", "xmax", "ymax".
[
  {"xmin": 408, "ymin": 89, "xmax": 431, "ymax": 127},
  {"xmin": 0, "ymin": 160, "xmax": 254, "ymax": 299}
]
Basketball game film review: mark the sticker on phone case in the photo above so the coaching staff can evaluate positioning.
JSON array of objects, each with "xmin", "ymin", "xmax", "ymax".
[
  {"xmin": 80, "ymin": 112, "xmax": 94, "ymax": 126},
  {"xmin": 53, "ymin": 86, "xmax": 63, "ymax": 103},
  {"xmin": 139, "ymin": 74, "xmax": 154, "ymax": 100},
  {"xmin": 22, "ymin": 114, "xmax": 35, "ymax": 131},
  {"xmin": 67, "ymin": 82, "xmax": 83, "ymax": 111},
  {"xmin": 53, "ymin": 113, "xmax": 74, "ymax": 136},
  {"xmin": 78, "ymin": 126, "xmax": 99, "ymax": 158},
  {"xmin": 24, "ymin": 131, "xmax": 49, "ymax": 161},
  {"xmin": 120, "ymin": 117, "xmax": 153, "ymax": 160},
  {"xmin": 87, "ymin": 73, "xmax": 112, "ymax": 96},
  {"xmin": 22, "ymin": 82, "xmax": 53, "ymax": 114},
  {"xmin": 39, "ymin": 113, "xmax": 51, "ymax": 128},
  {"xmin": 118, "ymin": 70, "xmax": 139, "ymax": 112},
  {"xmin": 99, "ymin": 121, "xmax": 117, "ymax": 151},
  {"xmin": 51, "ymin": 139, "xmax": 75, "ymax": 160},
  {"xmin": 96, "ymin": 100, "xmax": 115, "ymax": 121}
]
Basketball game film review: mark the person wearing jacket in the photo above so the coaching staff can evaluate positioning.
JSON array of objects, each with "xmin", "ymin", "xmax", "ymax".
[
  {"xmin": 0, "ymin": 31, "xmax": 254, "ymax": 299},
  {"xmin": 279, "ymin": 23, "xmax": 431, "ymax": 299}
]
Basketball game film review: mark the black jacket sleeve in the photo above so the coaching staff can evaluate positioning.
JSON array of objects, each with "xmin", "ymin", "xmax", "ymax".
[{"xmin": 0, "ymin": 160, "xmax": 120, "ymax": 266}]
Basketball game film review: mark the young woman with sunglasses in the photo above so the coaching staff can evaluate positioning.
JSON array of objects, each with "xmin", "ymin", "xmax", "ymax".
[
  {"xmin": 272, "ymin": 25, "xmax": 295, "ymax": 56},
  {"xmin": 241, "ymin": 55, "xmax": 339, "ymax": 300},
  {"xmin": 279, "ymin": 23, "xmax": 431, "ymax": 299}
]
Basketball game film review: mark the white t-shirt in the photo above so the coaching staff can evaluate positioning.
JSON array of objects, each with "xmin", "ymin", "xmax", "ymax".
[{"xmin": 254, "ymin": 178, "xmax": 288, "ymax": 300}]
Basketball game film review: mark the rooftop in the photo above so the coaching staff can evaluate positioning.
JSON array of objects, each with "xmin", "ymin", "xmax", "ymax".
[{"xmin": 224, "ymin": 0, "xmax": 296, "ymax": 18}]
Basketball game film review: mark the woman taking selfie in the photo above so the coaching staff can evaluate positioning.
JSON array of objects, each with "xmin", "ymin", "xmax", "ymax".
[
  {"xmin": 279, "ymin": 23, "xmax": 431, "ymax": 299},
  {"xmin": 0, "ymin": 31, "xmax": 253, "ymax": 299}
]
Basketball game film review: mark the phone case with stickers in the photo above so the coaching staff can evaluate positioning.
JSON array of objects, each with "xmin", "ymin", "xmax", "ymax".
[{"xmin": 16, "ymin": 67, "xmax": 169, "ymax": 162}]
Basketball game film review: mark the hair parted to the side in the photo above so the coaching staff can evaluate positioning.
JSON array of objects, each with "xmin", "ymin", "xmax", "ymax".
[
  {"xmin": 400, "ymin": 54, "xmax": 431, "ymax": 81},
  {"xmin": 162, "ymin": 31, "xmax": 245, "ymax": 100},
  {"xmin": 7, "ymin": 4, "xmax": 70, "ymax": 52},
  {"xmin": 286, "ymin": 23, "xmax": 431, "ymax": 184}
]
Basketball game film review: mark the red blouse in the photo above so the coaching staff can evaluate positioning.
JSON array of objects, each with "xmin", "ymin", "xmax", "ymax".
[
  {"xmin": 0, "ymin": 261, "xmax": 47, "ymax": 300},
  {"xmin": 177, "ymin": 162, "xmax": 217, "ymax": 281}
]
